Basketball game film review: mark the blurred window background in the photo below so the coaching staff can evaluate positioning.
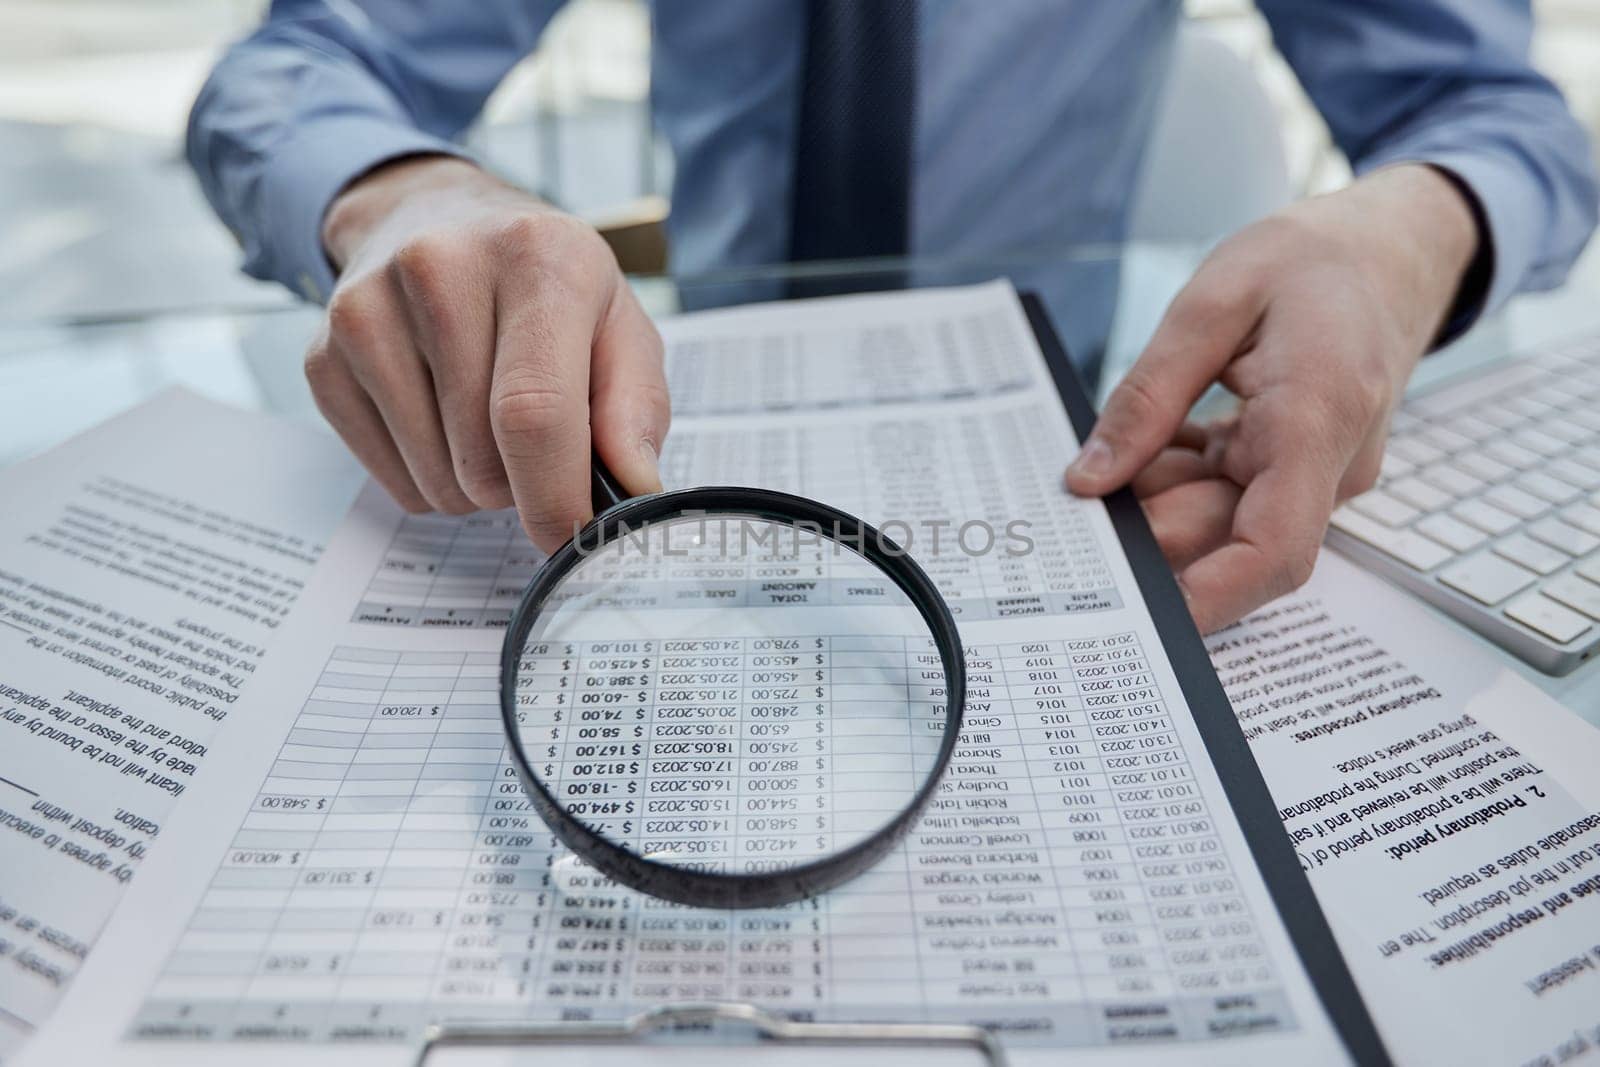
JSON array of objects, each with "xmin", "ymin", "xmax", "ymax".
[{"xmin": 0, "ymin": 0, "xmax": 1596, "ymax": 323}]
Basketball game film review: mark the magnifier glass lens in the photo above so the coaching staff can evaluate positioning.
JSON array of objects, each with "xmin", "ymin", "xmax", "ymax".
[{"xmin": 510, "ymin": 513, "xmax": 947, "ymax": 877}]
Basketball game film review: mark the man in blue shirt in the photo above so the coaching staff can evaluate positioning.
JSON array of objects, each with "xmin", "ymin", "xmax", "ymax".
[{"xmin": 189, "ymin": 0, "xmax": 1597, "ymax": 631}]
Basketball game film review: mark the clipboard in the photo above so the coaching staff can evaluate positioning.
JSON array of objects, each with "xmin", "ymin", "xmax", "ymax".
[
  {"xmin": 414, "ymin": 1003, "xmax": 1004, "ymax": 1065},
  {"xmin": 414, "ymin": 290, "xmax": 1390, "ymax": 1067}
]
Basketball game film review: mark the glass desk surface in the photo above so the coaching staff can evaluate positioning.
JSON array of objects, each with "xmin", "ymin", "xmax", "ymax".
[{"xmin": 3, "ymin": 240, "xmax": 1599, "ymax": 718}]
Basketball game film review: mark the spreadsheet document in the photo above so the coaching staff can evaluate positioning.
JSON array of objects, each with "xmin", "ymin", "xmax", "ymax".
[{"xmin": 11, "ymin": 283, "xmax": 1351, "ymax": 1067}]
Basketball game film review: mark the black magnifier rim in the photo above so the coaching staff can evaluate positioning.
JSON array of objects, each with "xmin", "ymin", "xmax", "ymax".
[{"xmin": 498, "ymin": 486, "xmax": 966, "ymax": 909}]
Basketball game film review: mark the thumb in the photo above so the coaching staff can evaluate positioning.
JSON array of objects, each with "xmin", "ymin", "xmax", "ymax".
[
  {"xmin": 590, "ymin": 284, "xmax": 671, "ymax": 497},
  {"xmin": 1066, "ymin": 267, "xmax": 1263, "ymax": 496}
]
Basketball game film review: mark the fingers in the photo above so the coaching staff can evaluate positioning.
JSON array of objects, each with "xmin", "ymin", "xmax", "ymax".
[
  {"xmin": 304, "ymin": 331, "xmax": 429, "ymax": 513},
  {"xmin": 1066, "ymin": 255, "xmax": 1267, "ymax": 497},
  {"xmin": 1130, "ymin": 439, "xmax": 1212, "ymax": 498},
  {"xmin": 1171, "ymin": 422, "xmax": 1210, "ymax": 452},
  {"xmin": 328, "ymin": 278, "xmax": 475, "ymax": 515},
  {"xmin": 490, "ymin": 255, "xmax": 600, "ymax": 551},
  {"xmin": 590, "ymin": 286, "xmax": 670, "ymax": 496},
  {"xmin": 318, "ymin": 173, "xmax": 663, "ymax": 543},
  {"xmin": 1339, "ymin": 420, "xmax": 1387, "ymax": 503},
  {"xmin": 1142, "ymin": 478, "xmax": 1241, "ymax": 572},
  {"xmin": 1177, "ymin": 455, "xmax": 1337, "ymax": 633},
  {"xmin": 394, "ymin": 235, "xmax": 513, "ymax": 510}
]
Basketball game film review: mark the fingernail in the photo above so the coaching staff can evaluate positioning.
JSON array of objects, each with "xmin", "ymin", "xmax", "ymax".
[
  {"xmin": 637, "ymin": 436, "xmax": 663, "ymax": 493},
  {"xmin": 1068, "ymin": 438, "xmax": 1113, "ymax": 483}
]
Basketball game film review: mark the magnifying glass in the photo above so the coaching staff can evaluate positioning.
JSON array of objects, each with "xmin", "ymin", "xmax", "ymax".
[{"xmin": 498, "ymin": 456, "xmax": 966, "ymax": 909}]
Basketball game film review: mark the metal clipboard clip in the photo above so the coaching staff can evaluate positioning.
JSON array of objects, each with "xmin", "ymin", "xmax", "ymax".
[{"xmin": 412, "ymin": 1002, "xmax": 1008, "ymax": 1066}]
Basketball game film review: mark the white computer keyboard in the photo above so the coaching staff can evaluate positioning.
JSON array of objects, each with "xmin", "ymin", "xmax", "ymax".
[{"xmin": 1326, "ymin": 330, "xmax": 1600, "ymax": 675}]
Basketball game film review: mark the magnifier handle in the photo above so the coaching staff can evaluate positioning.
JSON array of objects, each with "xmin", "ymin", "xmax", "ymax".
[{"xmin": 590, "ymin": 451, "xmax": 629, "ymax": 512}]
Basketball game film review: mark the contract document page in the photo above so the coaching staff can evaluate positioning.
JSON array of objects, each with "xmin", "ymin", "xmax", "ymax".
[
  {"xmin": 13, "ymin": 283, "xmax": 1352, "ymax": 1066},
  {"xmin": 0, "ymin": 392, "xmax": 362, "ymax": 1056},
  {"xmin": 1212, "ymin": 551, "xmax": 1600, "ymax": 1067}
]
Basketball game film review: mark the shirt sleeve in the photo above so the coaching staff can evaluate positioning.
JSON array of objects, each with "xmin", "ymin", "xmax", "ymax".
[
  {"xmin": 1256, "ymin": 0, "xmax": 1599, "ymax": 334},
  {"xmin": 187, "ymin": 0, "xmax": 564, "ymax": 303}
]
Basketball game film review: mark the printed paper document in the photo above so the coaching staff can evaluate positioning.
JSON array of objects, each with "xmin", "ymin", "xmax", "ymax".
[
  {"xmin": 0, "ymin": 392, "xmax": 360, "ymax": 1054},
  {"xmin": 1211, "ymin": 551, "xmax": 1600, "ymax": 1066},
  {"xmin": 11, "ymin": 284, "xmax": 1348, "ymax": 1066}
]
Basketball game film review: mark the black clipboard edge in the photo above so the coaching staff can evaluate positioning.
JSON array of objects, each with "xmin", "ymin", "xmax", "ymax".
[{"xmin": 1019, "ymin": 292, "xmax": 1391, "ymax": 1067}]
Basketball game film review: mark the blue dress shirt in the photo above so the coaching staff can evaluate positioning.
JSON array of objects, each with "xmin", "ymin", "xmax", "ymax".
[{"xmin": 189, "ymin": 0, "xmax": 1597, "ymax": 326}]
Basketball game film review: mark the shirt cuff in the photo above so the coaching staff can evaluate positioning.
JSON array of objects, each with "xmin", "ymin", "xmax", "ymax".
[
  {"xmin": 1355, "ymin": 147, "xmax": 1540, "ymax": 343},
  {"xmin": 256, "ymin": 115, "xmax": 473, "ymax": 303}
]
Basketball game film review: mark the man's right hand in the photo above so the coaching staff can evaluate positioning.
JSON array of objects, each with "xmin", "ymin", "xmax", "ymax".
[{"xmin": 311, "ymin": 155, "xmax": 670, "ymax": 551}]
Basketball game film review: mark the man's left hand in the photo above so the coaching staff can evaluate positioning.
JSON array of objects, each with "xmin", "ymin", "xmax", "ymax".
[{"xmin": 1066, "ymin": 164, "xmax": 1481, "ymax": 633}]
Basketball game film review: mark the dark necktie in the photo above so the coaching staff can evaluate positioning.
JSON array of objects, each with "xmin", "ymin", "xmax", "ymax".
[{"xmin": 789, "ymin": 0, "xmax": 918, "ymax": 263}]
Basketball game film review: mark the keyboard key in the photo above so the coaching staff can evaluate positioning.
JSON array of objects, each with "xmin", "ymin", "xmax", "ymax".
[
  {"xmin": 1452, "ymin": 452, "xmax": 1513, "ymax": 483},
  {"xmin": 1347, "ymin": 489, "xmax": 1420, "ymax": 527},
  {"xmin": 1547, "ymin": 457, "xmax": 1600, "ymax": 491},
  {"xmin": 1560, "ymin": 504, "xmax": 1600, "ymax": 537},
  {"xmin": 1505, "ymin": 591, "xmax": 1592, "ymax": 644},
  {"xmin": 1420, "ymin": 463, "xmax": 1483, "ymax": 496},
  {"xmin": 1330, "ymin": 508, "xmax": 1454, "ymax": 571},
  {"xmin": 1417, "ymin": 425, "xmax": 1473, "ymax": 453},
  {"xmin": 1452, "ymin": 498, "xmax": 1521, "ymax": 535},
  {"xmin": 1415, "ymin": 513, "xmax": 1487, "ymax": 552},
  {"xmin": 1410, "ymin": 361, "xmax": 1543, "ymax": 418},
  {"xmin": 1541, "ymin": 421, "xmax": 1591, "ymax": 445},
  {"xmin": 1542, "ymin": 573, "xmax": 1600, "ymax": 620},
  {"xmin": 1570, "ymin": 446, "xmax": 1600, "ymax": 468},
  {"xmin": 1516, "ymin": 471, "xmax": 1584, "ymax": 505},
  {"xmin": 1379, "ymin": 452, "xmax": 1413, "ymax": 481},
  {"xmin": 1482, "ymin": 440, "xmax": 1542, "ymax": 469},
  {"xmin": 1389, "ymin": 436, "xmax": 1445, "ymax": 466},
  {"xmin": 1494, "ymin": 532, "xmax": 1570, "ymax": 575},
  {"xmin": 1511, "ymin": 427, "xmax": 1569, "ymax": 457},
  {"xmin": 1473, "ymin": 406, "xmax": 1525, "ymax": 431},
  {"xmin": 1439, "ymin": 553, "xmax": 1537, "ymax": 605},
  {"xmin": 1506, "ymin": 395, "xmax": 1556, "ymax": 420},
  {"xmin": 1566, "ymin": 409, "xmax": 1600, "ymax": 433},
  {"xmin": 1387, "ymin": 476, "xmax": 1453, "ymax": 511},
  {"xmin": 1530, "ymin": 385, "xmax": 1580, "ymax": 410},
  {"xmin": 1442, "ymin": 414, "xmax": 1499, "ymax": 442},
  {"xmin": 1528, "ymin": 517, "xmax": 1600, "ymax": 556},
  {"xmin": 1484, "ymin": 484, "xmax": 1548, "ymax": 519},
  {"xmin": 1577, "ymin": 553, "xmax": 1600, "ymax": 586}
]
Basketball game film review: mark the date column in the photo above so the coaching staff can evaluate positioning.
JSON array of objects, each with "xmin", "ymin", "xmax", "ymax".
[
  {"xmin": 629, "ymin": 637, "xmax": 742, "ymax": 1006},
  {"xmin": 1068, "ymin": 633, "xmax": 1176, "ymax": 1042}
]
